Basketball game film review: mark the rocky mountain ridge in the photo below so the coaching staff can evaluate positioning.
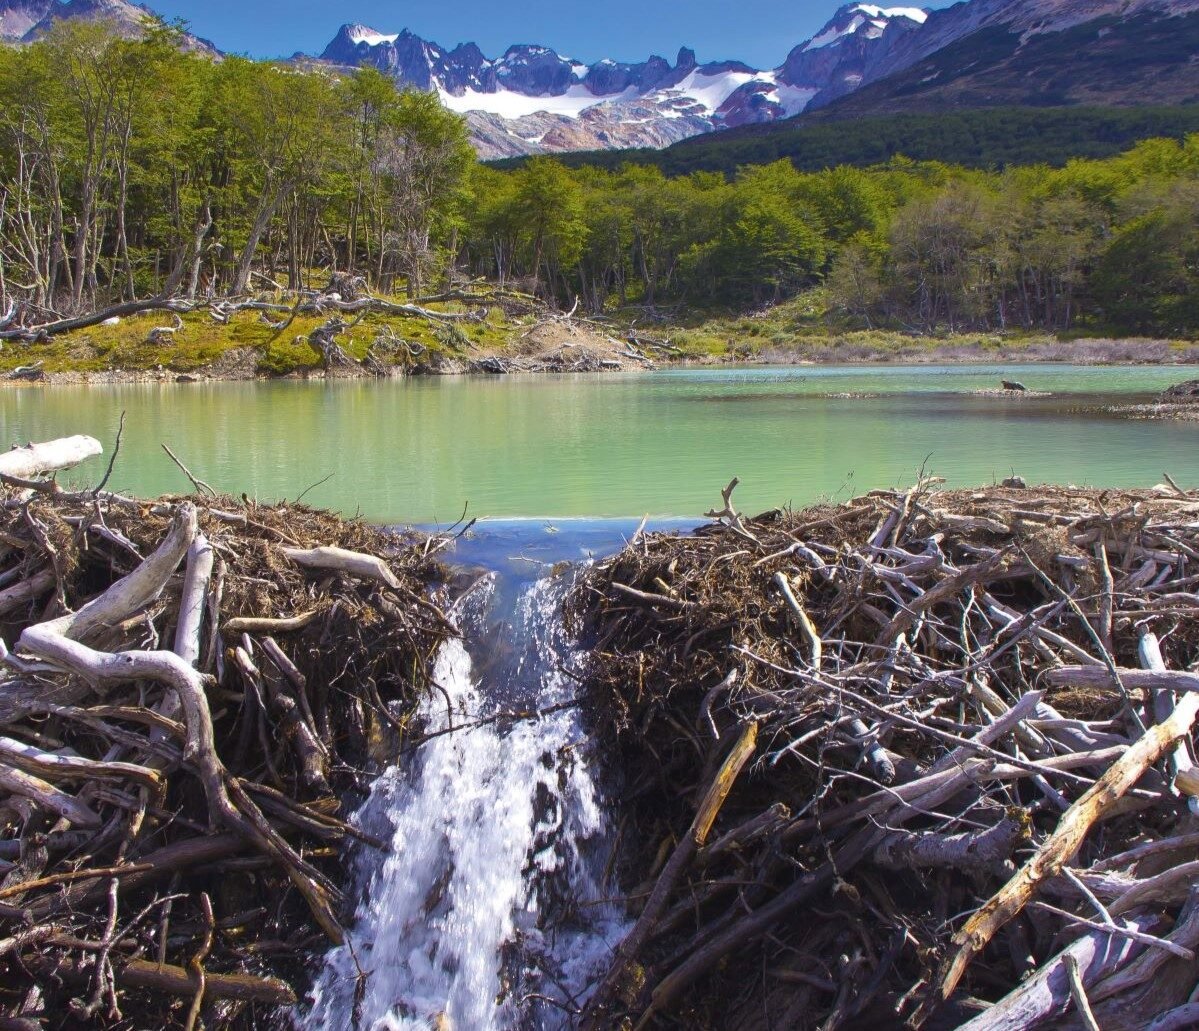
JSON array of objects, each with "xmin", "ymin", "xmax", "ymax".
[
  {"xmin": 312, "ymin": 5, "xmax": 931, "ymax": 157},
  {"xmin": 0, "ymin": 0, "xmax": 216, "ymax": 51}
]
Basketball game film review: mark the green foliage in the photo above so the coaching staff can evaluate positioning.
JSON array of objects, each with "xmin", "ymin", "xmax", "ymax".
[
  {"xmin": 1091, "ymin": 184, "xmax": 1199, "ymax": 335},
  {"xmin": 1, "ymin": 21, "xmax": 1197, "ymax": 349},
  {"xmin": 0, "ymin": 27, "xmax": 472, "ymax": 311}
]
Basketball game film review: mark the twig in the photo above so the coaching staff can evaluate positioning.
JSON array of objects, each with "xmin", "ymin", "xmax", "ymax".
[
  {"xmin": 161, "ymin": 444, "xmax": 217, "ymax": 497},
  {"xmin": 1063, "ymin": 953, "xmax": 1101, "ymax": 1031}
]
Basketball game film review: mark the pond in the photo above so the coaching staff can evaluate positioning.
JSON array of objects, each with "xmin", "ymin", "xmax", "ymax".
[{"xmin": 2, "ymin": 364, "xmax": 1196, "ymax": 523}]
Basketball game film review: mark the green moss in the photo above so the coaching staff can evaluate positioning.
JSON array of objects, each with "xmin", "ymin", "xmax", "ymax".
[{"xmin": 0, "ymin": 300, "xmax": 535, "ymax": 377}]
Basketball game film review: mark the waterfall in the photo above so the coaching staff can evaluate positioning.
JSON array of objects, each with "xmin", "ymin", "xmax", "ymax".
[{"xmin": 304, "ymin": 570, "xmax": 624, "ymax": 1031}]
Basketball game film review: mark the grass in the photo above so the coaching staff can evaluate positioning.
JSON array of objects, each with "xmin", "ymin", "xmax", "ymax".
[
  {"xmin": 3, "ymin": 288, "xmax": 1196, "ymax": 378},
  {"xmin": 648, "ymin": 293, "xmax": 1199, "ymax": 365},
  {"xmin": 0, "ymin": 296, "xmax": 528, "ymax": 378}
]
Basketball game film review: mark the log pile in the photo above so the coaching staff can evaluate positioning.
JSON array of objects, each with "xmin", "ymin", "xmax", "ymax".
[
  {"xmin": 0, "ymin": 443, "xmax": 453, "ymax": 1028},
  {"xmin": 569, "ymin": 478, "xmax": 1199, "ymax": 1030}
]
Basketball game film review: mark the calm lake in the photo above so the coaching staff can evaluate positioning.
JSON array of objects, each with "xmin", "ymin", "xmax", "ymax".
[{"xmin": 2, "ymin": 364, "xmax": 1197, "ymax": 523}]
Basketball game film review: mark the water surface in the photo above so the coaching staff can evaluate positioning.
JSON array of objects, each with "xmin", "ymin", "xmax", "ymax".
[{"xmin": 2, "ymin": 364, "xmax": 1196, "ymax": 522}]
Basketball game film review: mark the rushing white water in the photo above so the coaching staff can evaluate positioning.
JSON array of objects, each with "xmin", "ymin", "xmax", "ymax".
[{"xmin": 305, "ymin": 573, "xmax": 624, "ymax": 1031}]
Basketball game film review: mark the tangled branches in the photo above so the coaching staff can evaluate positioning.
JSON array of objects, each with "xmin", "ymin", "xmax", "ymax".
[
  {"xmin": 0, "ymin": 456, "xmax": 452, "ymax": 1028},
  {"xmin": 570, "ymin": 479, "xmax": 1199, "ymax": 1030}
]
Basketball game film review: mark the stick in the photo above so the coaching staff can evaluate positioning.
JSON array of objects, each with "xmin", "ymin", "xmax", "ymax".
[
  {"xmin": 1064, "ymin": 953, "xmax": 1102, "ymax": 1031},
  {"xmin": 92, "ymin": 411, "xmax": 125, "ymax": 497},
  {"xmin": 221, "ymin": 610, "xmax": 320, "ymax": 636},
  {"xmin": 174, "ymin": 533, "xmax": 213, "ymax": 668},
  {"xmin": 926, "ymin": 689, "xmax": 1199, "ymax": 1016},
  {"xmin": 1139, "ymin": 629, "xmax": 1199, "ymax": 798},
  {"xmin": 773, "ymin": 571, "xmax": 822, "ymax": 668},
  {"xmin": 582, "ymin": 721, "xmax": 758, "ymax": 1030},
  {"xmin": 161, "ymin": 443, "xmax": 217, "ymax": 497}
]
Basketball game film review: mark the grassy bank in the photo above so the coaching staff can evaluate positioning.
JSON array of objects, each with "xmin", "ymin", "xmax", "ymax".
[
  {"xmin": 0, "ymin": 296, "xmax": 524, "ymax": 380},
  {"xmin": 655, "ymin": 295, "xmax": 1199, "ymax": 366},
  {"xmin": 3, "ymin": 292, "xmax": 1198, "ymax": 382}
]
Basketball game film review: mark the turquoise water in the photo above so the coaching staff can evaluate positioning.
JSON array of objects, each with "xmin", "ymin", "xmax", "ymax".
[{"xmin": 1, "ymin": 364, "xmax": 1196, "ymax": 523}]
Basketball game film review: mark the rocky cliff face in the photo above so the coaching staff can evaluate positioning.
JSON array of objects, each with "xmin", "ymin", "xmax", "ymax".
[
  {"xmin": 0, "ymin": 0, "xmax": 51, "ymax": 39},
  {"xmin": 1, "ymin": 0, "xmax": 216, "ymax": 51}
]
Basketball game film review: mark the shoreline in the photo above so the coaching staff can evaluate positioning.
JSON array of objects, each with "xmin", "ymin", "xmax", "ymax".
[
  {"xmin": 2, "ymin": 296, "xmax": 1196, "ymax": 385},
  {"xmin": 6, "ymin": 347, "xmax": 1199, "ymax": 387}
]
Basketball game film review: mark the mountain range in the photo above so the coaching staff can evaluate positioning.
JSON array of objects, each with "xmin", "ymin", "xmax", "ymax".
[
  {"xmin": 2, "ymin": 0, "xmax": 1197, "ymax": 159},
  {"xmin": 309, "ymin": 6, "xmax": 935, "ymax": 158}
]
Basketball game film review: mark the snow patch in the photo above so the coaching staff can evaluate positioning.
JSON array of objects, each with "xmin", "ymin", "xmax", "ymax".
[
  {"xmin": 855, "ymin": 5, "xmax": 928, "ymax": 23},
  {"xmin": 804, "ymin": 4, "xmax": 927, "ymax": 51},
  {"xmin": 770, "ymin": 82, "xmax": 820, "ymax": 116},
  {"xmin": 668, "ymin": 68, "xmax": 761, "ymax": 114},
  {"xmin": 347, "ymin": 25, "xmax": 399, "ymax": 47},
  {"xmin": 438, "ymin": 84, "xmax": 637, "ymax": 119},
  {"xmin": 807, "ymin": 13, "xmax": 869, "ymax": 49}
]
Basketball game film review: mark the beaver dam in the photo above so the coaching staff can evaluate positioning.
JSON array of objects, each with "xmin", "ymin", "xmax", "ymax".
[{"xmin": 0, "ymin": 440, "xmax": 1198, "ymax": 1031}]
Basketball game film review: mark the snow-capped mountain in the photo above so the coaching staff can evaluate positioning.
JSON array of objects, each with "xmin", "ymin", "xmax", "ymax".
[
  {"xmin": 314, "ymin": 4, "xmax": 929, "ymax": 158},
  {"xmin": 778, "ymin": 4, "xmax": 928, "ymax": 109}
]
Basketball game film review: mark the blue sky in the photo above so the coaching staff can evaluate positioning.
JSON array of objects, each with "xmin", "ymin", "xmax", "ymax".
[{"xmin": 149, "ymin": 1, "xmax": 959, "ymax": 67}]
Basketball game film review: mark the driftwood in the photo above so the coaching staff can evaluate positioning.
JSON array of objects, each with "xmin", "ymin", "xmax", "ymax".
[
  {"xmin": 569, "ymin": 479, "xmax": 1199, "ymax": 1030},
  {"xmin": 0, "ymin": 438, "xmax": 454, "ymax": 1028},
  {"xmin": 0, "ymin": 435, "xmax": 102, "ymax": 479}
]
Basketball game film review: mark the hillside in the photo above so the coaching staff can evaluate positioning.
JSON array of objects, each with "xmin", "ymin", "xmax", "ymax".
[
  {"xmin": 489, "ymin": 105, "xmax": 1199, "ymax": 175},
  {"xmin": 810, "ymin": 4, "xmax": 1199, "ymax": 117}
]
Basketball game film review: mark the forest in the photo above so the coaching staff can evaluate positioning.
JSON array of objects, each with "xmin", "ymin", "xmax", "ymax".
[
  {"xmin": 1, "ymin": 21, "xmax": 1197, "ymax": 340},
  {"xmin": 491, "ymin": 105, "xmax": 1199, "ymax": 179}
]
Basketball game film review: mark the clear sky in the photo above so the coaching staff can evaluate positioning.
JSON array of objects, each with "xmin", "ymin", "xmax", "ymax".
[{"xmin": 148, "ymin": 0, "xmax": 960, "ymax": 68}]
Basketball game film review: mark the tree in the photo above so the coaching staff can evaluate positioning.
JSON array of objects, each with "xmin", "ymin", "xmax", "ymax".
[
  {"xmin": 1091, "ymin": 183, "xmax": 1199, "ymax": 335},
  {"xmin": 371, "ymin": 86, "xmax": 473, "ymax": 297},
  {"xmin": 512, "ymin": 158, "xmax": 588, "ymax": 301}
]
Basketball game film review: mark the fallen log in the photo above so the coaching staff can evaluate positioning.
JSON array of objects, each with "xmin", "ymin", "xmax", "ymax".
[
  {"xmin": 0, "ymin": 435, "xmax": 102, "ymax": 479},
  {"xmin": 0, "ymin": 298, "xmax": 196, "ymax": 342},
  {"xmin": 281, "ymin": 545, "xmax": 401, "ymax": 589},
  {"xmin": 957, "ymin": 914, "xmax": 1159, "ymax": 1030}
]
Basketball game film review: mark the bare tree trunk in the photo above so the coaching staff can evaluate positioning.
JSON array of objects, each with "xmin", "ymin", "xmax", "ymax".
[{"xmin": 233, "ymin": 185, "xmax": 284, "ymax": 296}]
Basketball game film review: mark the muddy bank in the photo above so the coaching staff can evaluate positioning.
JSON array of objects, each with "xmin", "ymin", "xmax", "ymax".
[{"xmin": 568, "ymin": 480, "xmax": 1199, "ymax": 1030}]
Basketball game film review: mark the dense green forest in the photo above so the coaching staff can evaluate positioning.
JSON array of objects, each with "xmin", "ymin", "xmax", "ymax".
[
  {"xmin": 491, "ymin": 105, "xmax": 1199, "ymax": 178},
  {"xmin": 1, "ymin": 23, "xmax": 1197, "ymax": 338}
]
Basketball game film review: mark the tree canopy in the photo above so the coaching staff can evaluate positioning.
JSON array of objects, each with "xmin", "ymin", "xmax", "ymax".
[{"xmin": 1, "ymin": 22, "xmax": 1197, "ymax": 338}]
